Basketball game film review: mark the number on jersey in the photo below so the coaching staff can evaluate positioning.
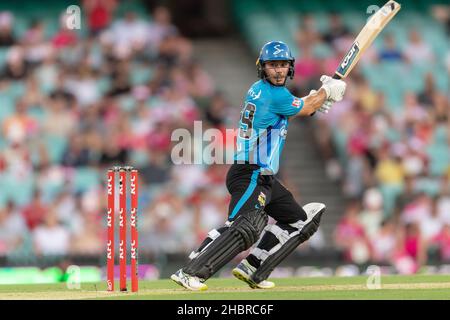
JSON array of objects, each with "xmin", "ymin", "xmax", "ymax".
[{"xmin": 238, "ymin": 102, "xmax": 256, "ymax": 140}]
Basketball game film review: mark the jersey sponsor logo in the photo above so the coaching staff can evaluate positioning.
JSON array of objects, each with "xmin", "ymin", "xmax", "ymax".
[
  {"xmin": 292, "ymin": 98, "xmax": 301, "ymax": 108},
  {"xmin": 248, "ymin": 88, "xmax": 261, "ymax": 100},
  {"xmin": 258, "ymin": 192, "xmax": 266, "ymax": 207}
]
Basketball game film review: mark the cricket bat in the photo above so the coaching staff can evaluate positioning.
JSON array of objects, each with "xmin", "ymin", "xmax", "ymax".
[{"xmin": 333, "ymin": 0, "xmax": 401, "ymax": 79}]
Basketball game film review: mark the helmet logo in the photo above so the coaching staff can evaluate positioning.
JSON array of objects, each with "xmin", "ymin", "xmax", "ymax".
[{"xmin": 273, "ymin": 44, "xmax": 283, "ymax": 55}]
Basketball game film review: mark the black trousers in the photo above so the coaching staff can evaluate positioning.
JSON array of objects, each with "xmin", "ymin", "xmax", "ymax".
[
  {"xmin": 182, "ymin": 164, "xmax": 309, "ymax": 278},
  {"xmin": 226, "ymin": 164, "xmax": 306, "ymax": 224}
]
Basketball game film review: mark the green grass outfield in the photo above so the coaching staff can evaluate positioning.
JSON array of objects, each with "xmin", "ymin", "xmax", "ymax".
[{"xmin": 0, "ymin": 275, "xmax": 450, "ymax": 299}]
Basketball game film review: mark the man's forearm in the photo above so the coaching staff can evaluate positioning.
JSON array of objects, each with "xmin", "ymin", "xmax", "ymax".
[{"xmin": 295, "ymin": 88, "xmax": 327, "ymax": 117}]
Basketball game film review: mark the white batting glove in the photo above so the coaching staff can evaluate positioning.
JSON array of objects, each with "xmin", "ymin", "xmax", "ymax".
[
  {"xmin": 319, "ymin": 75, "xmax": 347, "ymax": 102},
  {"xmin": 319, "ymin": 100, "xmax": 333, "ymax": 114},
  {"xmin": 309, "ymin": 90, "xmax": 333, "ymax": 114}
]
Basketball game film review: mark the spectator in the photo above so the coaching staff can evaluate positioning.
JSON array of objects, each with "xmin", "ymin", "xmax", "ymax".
[
  {"xmin": 371, "ymin": 219, "xmax": 397, "ymax": 264},
  {"xmin": 140, "ymin": 194, "xmax": 181, "ymax": 253},
  {"xmin": 204, "ymin": 92, "xmax": 231, "ymax": 128},
  {"xmin": 52, "ymin": 13, "xmax": 79, "ymax": 49},
  {"xmin": 65, "ymin": 67, "xmax": 101, "ymax": 107},
  {"xmin": 2, "ymin": 99, "xmax": 39, "ymax": 144},
  {"xmin": 49, "ymin": 72, "xmax": 76, "ymax": 103},
  {"xmin": 401, "ymin": 143, "xmax": 427, "ymax": 178},
  {"xmin": 0, "ymin": 202, "xmax": 27, "ymax": 255},
  {"xmin": 1, "ymin": 46, "xmax": 29, "ymax": 80},
  {"xmin": 374, "ymin": 146, "xmax": 404, "ymax": 187},
  {"xmin": 395, "ymin": 176, "xmax": 418, "ymax": 216},
  {"xmin": 394, "ymin": 222, "xmax": 426, "ymax": 274},
  {"xmin": 70, "ymin": 209, "xmax": 103, "ymax": 255},
  {"xmin": 140, "ymin": 152, "xmax": 170, "ymax": 185},
  {"xmin": 431, "ymin": 5, "xmax": 450, "ymax": 35},
  {"xmin": 404, "ymin": 30, "xmax": 434, "ymax": 64},
  {"xmin": 295, "ymin": 14, "xmax": 321, "ymax": 48},
  {"xmin": 437, "ymin": 178, "xmax": 450, "ymax": 224},
  {"xmin": 190, "ymin": 187, "xmax": 228, "ymax": 241},
  {"xmin": 147, "ymin": 6, "xmax": 178, "ymax": 52},
  {"xmin": 378, "ymin": 34, "xmax": 405, "ymax": 62},
  {"xmin": 432, "ymin": 93, "xmax": 449, "ymax": 124},
  {"xmin": 359, "ymin": 188, "xmax": 384, "ymax": 240},
  {"xmin": 21, "ymin": 190, "xmax": 47, "ymax": 230},
  {"xmin": 42, "ymin": 95, "xmax": 77, "ymax": 137},
  {"xmin": 396, "ymin": 92, "xmax": 426, "ymax": 131},
  {"xmin": 294, "ymin": 44, "xmax": 320, "ymax": 89},
  {"xmin": 61, "ymin": 134, "xmax": 90, "ymax": 167},
  {"xmin": 107, "ymin": 61, "xmax": 131, "ymax": 96},
  {"xmin": 53, "ymin": 191, "xmax": 82, "ymax": 235},
  {"xmin": 435, "ymin": 224, "xmax": 450, "ymax": 262},
  {"xmin": 343, "ymin": 121, "xmax": 372, "ymax": 198},
  {"xmin": 343, "ymin": 149, "xmax": 368, "ymax": 199},
  {"xmin": 0, "ymin": 11, "xmax": 16, "ymax": 47},
  {"xmin": 99, "ymin": 137, "xmax": 128, "ymax": 167},
  {"xmin": 165, "ymin": 192, "xmax": 196, "ymax": 252},
  {"xmin": 105, "ymin": 11, "xmax": 150, "ymax": 56},
  {"xmin": 82, "ymin": 0, "xmax": 117, "ymax": 35},
  {"xmin": 418, "ymin": 73, "xmax": 438, "ymax": 108},
  {"xmin": 334, "ymin": 201, "xmax": 371, "ymax": 264},
  {"xmin": 146, "ymin": 120, "xmax": 173, "ymax": 153},
  {"xmin": 401, "ymin": 192, "xmax": 432, "ymax": 225},
  {"xmin": 32, "ymin": 210, "xmax": 70, "ymax": 256},
  {"xmin": 322, "ymin": 13, "xmax": 351, "ymax": 46},
  {"xmin": 185, "ymin": 61, "xmax": 215, "ymax": 98},
  {"xmin": 420, "ymin": 197, "xmax": 443, "ymax": 243},
  {"xmin": 22, "ymin": 20, "xmax": 50, "ymax": 66},
  {"xmin": 23, "ymin": 75, "xmax": 45, "ymax": 107},
  {"xmin": 356, "ymin": 78, "xmax": 378, "ymax": 113},
  {"xmin": 158, "ymin": 33, "xmax": 193, "ymax": 66}
]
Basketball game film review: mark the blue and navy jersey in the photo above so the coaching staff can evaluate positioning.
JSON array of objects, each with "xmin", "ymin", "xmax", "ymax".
[{"xmin": 234, "ymin": 80, "xmax": 304, "ymax": 175}]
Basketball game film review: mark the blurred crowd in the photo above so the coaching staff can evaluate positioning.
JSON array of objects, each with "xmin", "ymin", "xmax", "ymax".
[
  {"xmin": 0, "ymin": 1, "xmax": 448, "ymax": 275},
  {"xmin": 0, "ymin": 1, "xmax": 236, "ymax": 262},
  {"xmin": 291, "ymin": 12, "xmax": 449, "ymax": 273}
]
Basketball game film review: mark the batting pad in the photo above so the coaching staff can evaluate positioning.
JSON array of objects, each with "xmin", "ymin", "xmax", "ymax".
[
  {"xmin": 183, "ymin": 208, "xmax": 268, "ymax": 280},
  {"xmin": 251, "ymin": 202, "xmax": 326, "ymax": 284}
]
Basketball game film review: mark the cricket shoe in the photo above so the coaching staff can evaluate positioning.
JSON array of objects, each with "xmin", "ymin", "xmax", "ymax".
[
  {"xmin": 232, "ymin": 259, "xmax": 275, "ymax": 289},
  {"xmin": 170, "ymin": 269, "xmax": 208, "ymax": 291}
]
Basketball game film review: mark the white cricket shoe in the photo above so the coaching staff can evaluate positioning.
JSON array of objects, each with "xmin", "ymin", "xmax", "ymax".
[
  {"xmin": 232, "ymin": 259, "xmax": 275, "ymax": 289},
  {"xmin": 170, "ymin": 269, "xmax": 208, "ymax": 291}
]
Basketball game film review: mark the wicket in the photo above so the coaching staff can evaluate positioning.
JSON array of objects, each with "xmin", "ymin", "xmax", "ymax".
[{"xmin": 107, "ymin": 166, "xmax": 139, "ymax": 292}]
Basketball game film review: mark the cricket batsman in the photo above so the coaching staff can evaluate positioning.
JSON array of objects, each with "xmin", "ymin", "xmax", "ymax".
[{"xmin": 171, "ymin": 41, "xmax": 347, "ymax": 290}]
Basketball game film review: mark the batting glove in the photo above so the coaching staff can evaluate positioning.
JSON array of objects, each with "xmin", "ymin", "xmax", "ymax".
[
  {"xmin": 309, "ymin": 90, "xmax": 333, "ymax": 114},
  {"xmin": 319, "ymin": 75, "xmax": 346, "ymax": 102}
]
